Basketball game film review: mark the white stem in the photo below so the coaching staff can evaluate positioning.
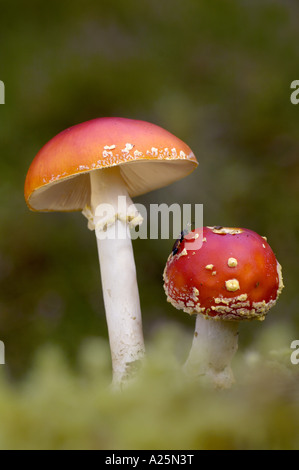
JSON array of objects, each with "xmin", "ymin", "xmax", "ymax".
[
  {"xmin": 184, "ymin": 314, "xmax": 239, "ymax": 388},
  {"xmin": 89, "ymin": 167, "xmax": 145, "ymax": 387}
]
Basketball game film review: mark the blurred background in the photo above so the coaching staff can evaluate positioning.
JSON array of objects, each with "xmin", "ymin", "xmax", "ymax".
[{"xmin": 0, "ymin": 0, "xmax": 299, "ymax": 449}]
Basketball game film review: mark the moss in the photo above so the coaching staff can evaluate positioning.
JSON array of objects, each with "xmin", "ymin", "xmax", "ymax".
[{"xmin": 0, "ymin": 323, "xmax": 298, "ymax": 450}]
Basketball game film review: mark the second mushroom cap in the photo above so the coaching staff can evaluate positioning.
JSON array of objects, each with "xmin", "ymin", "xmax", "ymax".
[{"xmin": 164, "ymin": 226, "xmax": 284, "ymax": 321}]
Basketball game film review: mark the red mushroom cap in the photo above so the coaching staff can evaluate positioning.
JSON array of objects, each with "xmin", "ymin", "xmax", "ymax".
[
  {"xmin": 163, "ymin": 226, "xmax": 284, "ymax": 321},
  {"xmin": 24, "ymin": 117, "xmax": 198, "ymax": 212}
]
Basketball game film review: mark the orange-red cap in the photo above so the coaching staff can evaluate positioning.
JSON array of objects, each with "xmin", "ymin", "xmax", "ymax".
[
  {"xmin": 25, "ymin": 117, "xmax": 198, "ymax": 212},
  {"xmin": 164, "ymin": 226, "xmax": 284, "ymax": 321}
]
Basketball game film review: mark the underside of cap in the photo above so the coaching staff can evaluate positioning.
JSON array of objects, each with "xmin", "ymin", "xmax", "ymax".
[
  {"xmin": 27, "ymin": 159, "xmax": 197, "ymax": 211},
  {"xmin": 24, "ymin": 117, "xmax": 198, "ymax": 212}
]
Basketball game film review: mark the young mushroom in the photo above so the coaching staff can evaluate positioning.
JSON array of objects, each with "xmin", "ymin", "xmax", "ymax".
[
  {"xmin": 163, "ymin": 226, "xmax": 284, "ymax": 388},
  {"xmin": 24, "ymin": 117, "xmax": 198, "ymax": 386}
]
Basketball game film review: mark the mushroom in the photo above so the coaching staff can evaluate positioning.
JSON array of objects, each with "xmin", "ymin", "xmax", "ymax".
[
  {"xmin": 163, "ymin": 226, "xmax": 284, "ymax": 388},
  {"xmin": 24, "ymin": 117, "xmax": 198, "ymax": 386}
]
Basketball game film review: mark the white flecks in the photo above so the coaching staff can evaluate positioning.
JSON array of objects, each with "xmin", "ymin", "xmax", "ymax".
[
  {"xmin": 211, "ymin": 305, "xmax": 232, "ymax": 313},
  {"xmin": 47, "ymin": 171, "xmax": 69, "ymax": 183},
  {"xmin": 236, "ymin": 308, "xmax": 252, "ymax": 316},
  {"xmin": 134, "ymin": 150, "xmax": 143, "ymax": 157},
  {"xmin": 262, "ymin": 244, "xmax": 266, "ymax": 248},
  {"xmin": 252, "ymin": 299, "xmax": 275, "ymax": 315},
  {"xmin": 214, "ymin": 297, "xmax": 230, "ymax": 305},
  {"xmin": 102, "ymin": 150, "xmax": 113, "ymax": 158},
  {"xmin": 212, "ymin": 271, "xmax": 217, "ymax": 276},
  {"xmin": 208, "ymin": 226, "xmax": 243, "ymax": 235},
  {"xmin": 214, "ymin": 293, "xmax": 247, "ymax": 305},
  {"xmin": 192, "ymin": 304, "xmax": 206, "ymax": 314},
  {"xmin": 277, "ymin": 261, "xmax": 284, "ymax": 296},
  {"xmin": 164, "ymin": 272, "xmax": 278, "ymax": 320},
  {"xmin": 262, "ymin": 236, "xmax": 267, "ymax": 241},
  {"xmin": 225, "ymin": 279, "xmax": 240, "ymax": 292},
  {"xmin": 194, "ymin": 233, "xmax": 199, "ymax": 240},
  {"xmin": 79, "ymin": 165, "xmax": 90, "ymax": 171},
  {"xmin": 202, "ymin": 237, "xmax": 207, "ymax": 243},
  {"xmin": 161, "ymin": 148, "xmax": 172, "ymax": 159},
  {"xmin": 205, "ymin": 264, "xmax": 214, "ymax": 270},
  {"xmin": 202, "ymin": 291, "xmax": 273, "ymax": 320},
  {"xmin": 234, "ymin": 301, "xmax": 250, "ymax": 308},
  {"xmin": 122, "ymin": 143, "xmax": 135, "ymax": 154},
  {"xmin": 142, "ymin": 146, "xmax": 190, "ymax": 160},
  {"xmin": 104, "ymin": 145, "xmax": 116, "ymax": 150},
  {"xmin": 228, "ymin": 257, "xmax": 238, "ymax": 268},
  {"xmin": 238, "ymin": 294, "xmax": 248, "ymax": 301}
]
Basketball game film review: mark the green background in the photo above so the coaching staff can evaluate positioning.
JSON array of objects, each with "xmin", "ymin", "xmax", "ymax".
[{"xmin": 0, "ymin": 0, "xmax": 298, "ymax": 449}]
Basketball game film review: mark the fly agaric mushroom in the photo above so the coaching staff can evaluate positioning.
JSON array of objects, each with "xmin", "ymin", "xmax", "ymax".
[
  {"xmin": 24, "ymin": 117, "xmax": 198, "ymax": 386},
  {"xmin": 163, "ymin": 226, "xmax": 284, "ymax": 388}
]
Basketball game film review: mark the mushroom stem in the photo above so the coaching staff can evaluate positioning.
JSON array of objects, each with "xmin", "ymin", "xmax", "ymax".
[
  {"xmin": 183, "ymin": 314, "xmax": 239, "ymax": 388},
  {"xmin": 89, "ymin": 167, "xmax": 145, "ymax": 387}
]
